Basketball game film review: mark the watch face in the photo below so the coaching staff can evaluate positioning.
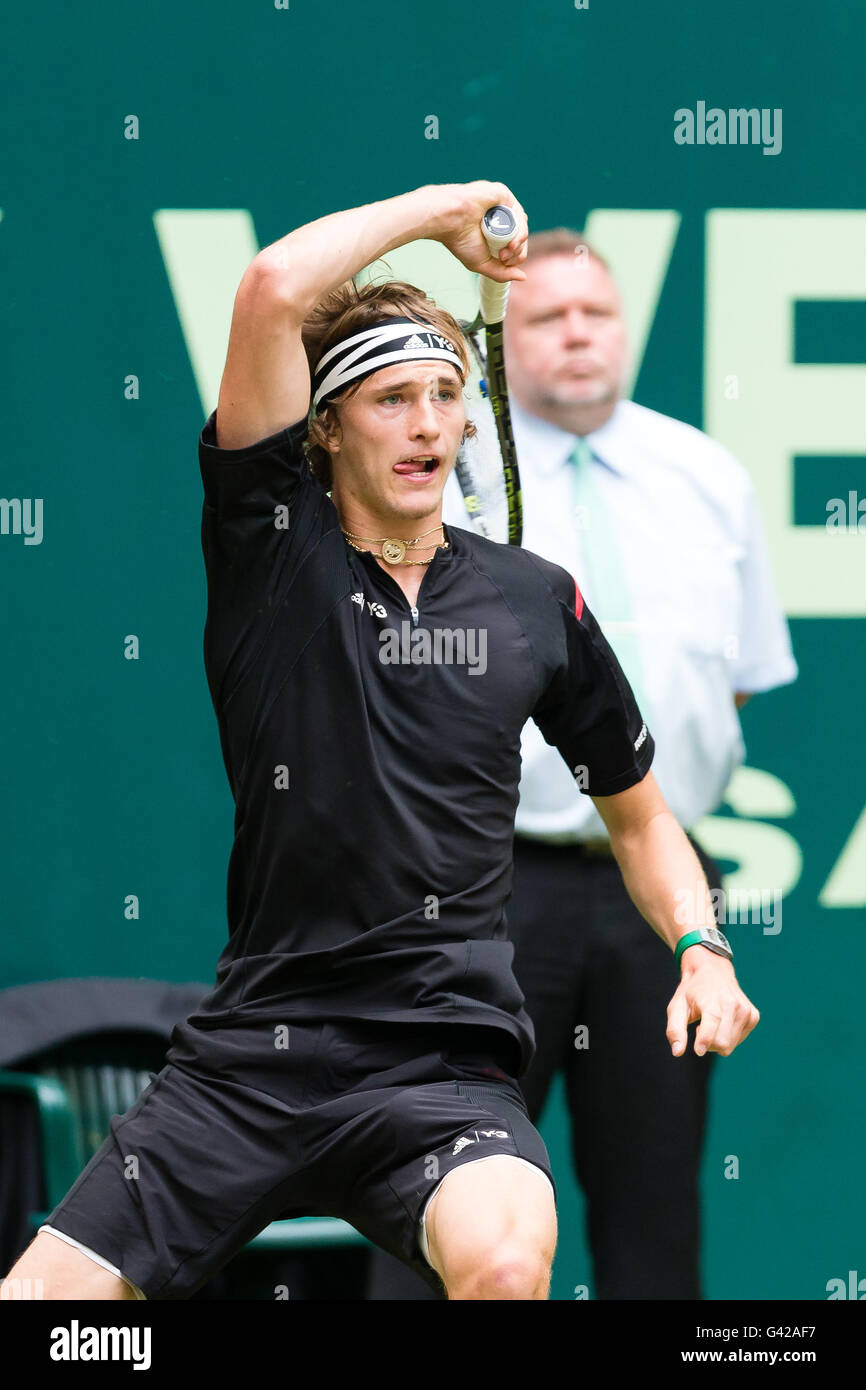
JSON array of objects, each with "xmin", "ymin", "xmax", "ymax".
[{"xmin": 703, "ymin": 927, "xmax": 732, "ymax": 956}]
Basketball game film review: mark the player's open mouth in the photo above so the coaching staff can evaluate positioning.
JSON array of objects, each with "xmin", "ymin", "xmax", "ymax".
[{"xmin": 393, "ymin": 455, "xmax": 441, "ymax": 480}]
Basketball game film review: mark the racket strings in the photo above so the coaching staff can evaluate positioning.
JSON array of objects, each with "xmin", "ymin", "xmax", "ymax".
[{"xmin": 454, "ymin": 328, "xmax": 515, "ymax": 543}]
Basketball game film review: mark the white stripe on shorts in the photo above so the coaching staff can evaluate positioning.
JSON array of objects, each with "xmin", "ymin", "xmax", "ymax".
[
  {"xmin": 417, "ymin": 1154, "xmax": 554, "ymax": 1267},
  {"xmin": 38, "ymin": 1225, "xmax": 147, "ymax": 1299}
]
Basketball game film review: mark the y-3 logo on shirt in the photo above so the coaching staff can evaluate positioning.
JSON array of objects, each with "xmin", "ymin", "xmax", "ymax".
[{"xmin": 350, "ymin": 591, "xmax": 388, "ymax": 618}]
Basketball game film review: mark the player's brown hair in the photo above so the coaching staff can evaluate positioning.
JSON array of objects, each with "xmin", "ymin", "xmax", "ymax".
[
  {"xmin": 523, "ymin": 228, "xmax": 610, "ymax": 270},
  {"xmin": 301, "ymin": 279, "xmax": 476, "ymax": 492}
]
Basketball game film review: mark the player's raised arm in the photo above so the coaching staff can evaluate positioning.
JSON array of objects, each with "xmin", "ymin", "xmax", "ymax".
[{"xmin": 214, "ymin": 182, "xmax": 528, "ymax": 451}]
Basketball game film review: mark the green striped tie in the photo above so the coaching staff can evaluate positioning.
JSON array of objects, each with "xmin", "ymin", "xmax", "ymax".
[{"xmin": 568, "ymin": 436, "xmax": 651, "ymax": 723}]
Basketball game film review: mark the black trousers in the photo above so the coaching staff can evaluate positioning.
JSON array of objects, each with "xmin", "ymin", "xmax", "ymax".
[{"xmin": 366, "ymin": 833, "xmax": 720, "ymax": 1301}]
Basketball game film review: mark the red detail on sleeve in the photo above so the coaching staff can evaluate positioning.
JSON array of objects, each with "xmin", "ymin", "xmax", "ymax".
[{"xmin": 572, "ymin": 575, "xmax": 584, "ymax": 621}]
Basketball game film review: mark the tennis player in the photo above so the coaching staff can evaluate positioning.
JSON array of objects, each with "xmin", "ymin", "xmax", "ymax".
[{"xmin": 5, "ymin": 180, "xmax": 758, "ymax": 1302}]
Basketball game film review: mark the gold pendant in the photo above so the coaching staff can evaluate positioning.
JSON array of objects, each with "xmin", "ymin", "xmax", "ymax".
[{"xmin": 381, "ymin": 538, "xmax": 407, "ymax": 565}]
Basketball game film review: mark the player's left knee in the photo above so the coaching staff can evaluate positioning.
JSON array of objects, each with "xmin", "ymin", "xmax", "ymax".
[{"xmin": 447, "ymin": 1240, "xmax": 552, "ymax": 1301}]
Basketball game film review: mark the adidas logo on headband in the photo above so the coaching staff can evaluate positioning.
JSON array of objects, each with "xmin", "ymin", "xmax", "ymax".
[{"xmin": 312, "ymin": 316, "xmax": 465, "ymax": 412}]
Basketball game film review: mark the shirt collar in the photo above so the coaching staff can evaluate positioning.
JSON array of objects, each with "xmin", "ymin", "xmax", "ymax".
[{"xmin": 510, "ymin": 396, "xmax": 629, "ymax": 478}]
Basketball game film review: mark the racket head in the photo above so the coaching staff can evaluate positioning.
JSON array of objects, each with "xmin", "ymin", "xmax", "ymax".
[
  {"xmin": 453, "ymin": 319, "xmax": 522, "ymax": 545},
  {"xmin": 451, "ymin": 319, "xmax": 511, "ymax": 542}
]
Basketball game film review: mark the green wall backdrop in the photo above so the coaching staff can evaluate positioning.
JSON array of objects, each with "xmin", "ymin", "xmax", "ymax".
[{"xmin": 2, "ymin": 0, "xmax": 864, "ymax": 1300}]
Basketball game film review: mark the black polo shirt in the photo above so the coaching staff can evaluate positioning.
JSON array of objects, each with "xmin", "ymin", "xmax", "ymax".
[{"xmin": 193, "ymin": 409, "xmax": 654, "ymax": 1074}]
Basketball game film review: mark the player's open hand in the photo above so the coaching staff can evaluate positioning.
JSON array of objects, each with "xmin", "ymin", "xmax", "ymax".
[
  {"xmin": 666, "ymin": 956, "xmax": 760, "ymax": 1058},
  {"xmin": 436, "ymin": 180, "xmax": 529, "ymax": 283}
]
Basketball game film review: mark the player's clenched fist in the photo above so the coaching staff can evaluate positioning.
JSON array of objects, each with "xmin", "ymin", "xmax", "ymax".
[
  {"xmin": 666, "ymin": 956, "xmax": 760, "ymax": 1058},
  {"xmin": 427, "ymin": 180, "xmax": 529, "ymax": 281}
]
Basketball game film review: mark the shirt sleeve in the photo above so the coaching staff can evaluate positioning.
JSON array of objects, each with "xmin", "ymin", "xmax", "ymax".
[
  {"xmin": 198, "ymin": 408, "xmax": 316, "ymax": 707},
  {"xmin": 526, "ymin": 555, "xmax": 656, "ymax": 798},
  {"xmin": 730, "ymin": 482, "xmax": 798, "ymax": 693},
  {"xmin": 199, "ymin": 407, "xmax": 313, "ymax": 568}
]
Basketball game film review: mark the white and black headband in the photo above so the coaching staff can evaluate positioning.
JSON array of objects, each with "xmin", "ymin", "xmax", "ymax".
[{"xmin": 311, "ymin": 316, "xmax": 465, "ymax": 412}]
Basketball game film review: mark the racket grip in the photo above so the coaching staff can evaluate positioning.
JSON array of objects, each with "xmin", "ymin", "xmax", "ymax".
[{"xmin": 479, "ymin": 204, "xmax": 518, "ymax": 325}]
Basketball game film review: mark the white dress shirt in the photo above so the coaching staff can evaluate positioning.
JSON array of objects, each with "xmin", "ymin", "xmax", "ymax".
[{"xmin": 442, "ymin": 396, "xmax": 798, "ymax": 840}]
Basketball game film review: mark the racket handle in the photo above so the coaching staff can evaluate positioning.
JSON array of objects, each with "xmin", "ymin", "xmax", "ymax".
[{"xmin": 479, "ymin": 204, "xmax": 519, "ymax": 326}]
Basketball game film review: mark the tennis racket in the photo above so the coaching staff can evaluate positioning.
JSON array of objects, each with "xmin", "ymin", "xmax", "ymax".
[{"xmin": 453, "ymin": 205, "xmax": 524, "ymax": 546}]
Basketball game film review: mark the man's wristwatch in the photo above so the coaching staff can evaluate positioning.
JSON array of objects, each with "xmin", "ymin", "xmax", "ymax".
[{"xmin": 674, "ymin": 926, "xmax": 733, "ymax": 968}]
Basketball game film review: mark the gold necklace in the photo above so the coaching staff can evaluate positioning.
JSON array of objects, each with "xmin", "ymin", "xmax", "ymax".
[{"xmin": 341, "ymin": 522, "xmax": 448, "ymax": 566}]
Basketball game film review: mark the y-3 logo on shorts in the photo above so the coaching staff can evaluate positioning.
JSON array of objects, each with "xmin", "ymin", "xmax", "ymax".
[{"xmin": 452, "ymin": 1128, "xmax": 508, "ymax": 1155}]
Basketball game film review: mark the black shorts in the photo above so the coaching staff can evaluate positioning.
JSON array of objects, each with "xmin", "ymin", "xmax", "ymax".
[{"xmin": 40, "ymin": 1014, "xmax": 556, "ymax": 1299}]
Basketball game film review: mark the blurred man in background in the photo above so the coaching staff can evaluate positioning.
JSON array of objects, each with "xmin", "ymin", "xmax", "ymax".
[{"xmin": 368, "ymin": 228, "xmax": 796, "ymax": 1300}]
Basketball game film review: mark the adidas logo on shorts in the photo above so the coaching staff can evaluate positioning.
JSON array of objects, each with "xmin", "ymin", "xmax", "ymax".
[
  {"xmin": 452, "ymin": 1127, "xmax": 509, "ymax": 1155},
  {"xmin": 452, "ymin": 1135, "xmax": 477, "ymax": 1155}
]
